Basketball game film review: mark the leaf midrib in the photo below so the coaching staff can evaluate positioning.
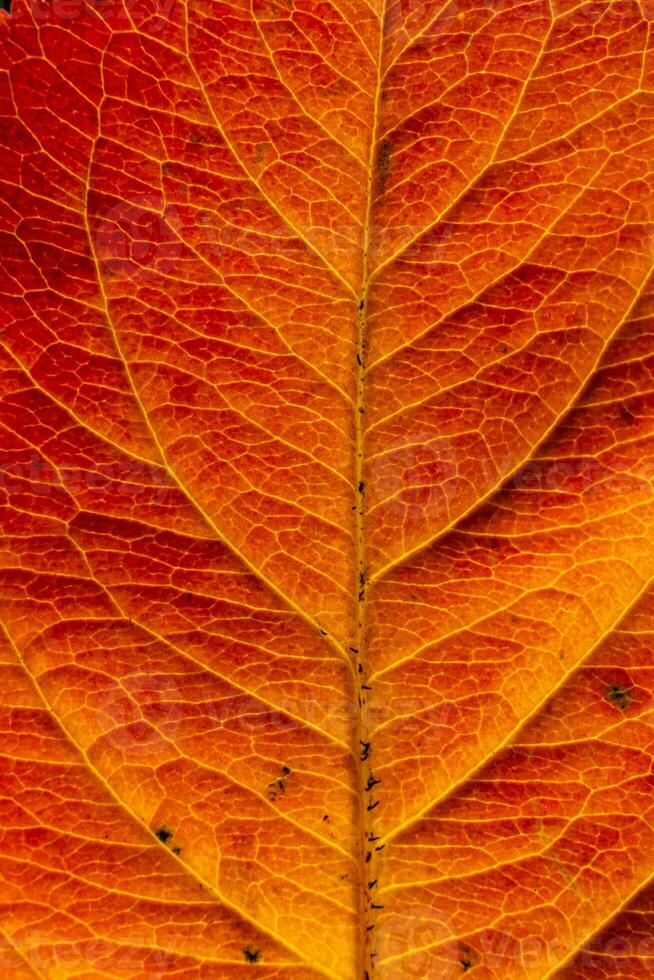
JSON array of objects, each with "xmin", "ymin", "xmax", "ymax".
[{"xmin": 354, "ymin": 2, "xmax": 387, "ymax": 976}]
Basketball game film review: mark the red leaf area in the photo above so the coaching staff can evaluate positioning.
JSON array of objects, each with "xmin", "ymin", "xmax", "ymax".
[{"xmin": 2, "ymin": 1, "xmax": 654, "ymax": 977}]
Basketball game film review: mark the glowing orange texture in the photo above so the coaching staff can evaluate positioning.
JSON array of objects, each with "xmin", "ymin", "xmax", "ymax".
[{"xmin": 1, "ymin": 0, "xmax": 654, "ymax": 976}]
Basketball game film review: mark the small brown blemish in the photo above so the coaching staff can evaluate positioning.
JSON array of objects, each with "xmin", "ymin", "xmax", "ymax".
[
  {"xmin": 243, "ymin": 945, "xmax": 261, "ymax": 963},
  {"xmin": 155, "ymin": 826, "xmax": 173, "ymax": 844},
  {"xmin": 378, "ymin": 139, "xmax": 392, "ymax": 194},
  {"xmin": 252, "ymin": 143, "xmax": 268, "ymax": 164},
  {"xmin": 458, "ymin": 944, "xmax": 478, "ymax": 972},
  {"xmin": 619, "ymin": 404, "xmax": 635, "ymax": 424},
  {"xmin": 268, "ymin": 765, "xmax": 292, "ymax": 799},
  {"xmin": 605, "ymin": 683, "xmax": 633, "ymax": 711}
]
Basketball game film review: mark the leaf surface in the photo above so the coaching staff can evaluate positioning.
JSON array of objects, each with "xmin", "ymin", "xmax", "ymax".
[{"xmin": 1, "ymin": 0, "xmax": 654, "ymax": 976}]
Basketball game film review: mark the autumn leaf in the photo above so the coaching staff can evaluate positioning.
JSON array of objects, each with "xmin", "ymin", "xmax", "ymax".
[{"xmin": 1, "ymin": 0, "xmax": 654, "ymax": 976}]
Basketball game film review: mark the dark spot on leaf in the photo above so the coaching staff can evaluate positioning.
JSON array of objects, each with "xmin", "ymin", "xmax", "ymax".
[
  {"xmin": 322, "ymin": 814, "xmax": 330, "ymax": 822},
  {"xmin": 605, "ymin": 684, "xmax": 633, "ymax": 711},
  {"xmin": 268, "ymin": 764, "xmax": 292, "ymax": 798},
  {"xmin": 458, "ymin": 944, "xmax": 478, "ymax": 971},
  {"xmin": 619, "ymin": 403, "xmax": 635, "ymax": 424},
  {"xmin": 243, "ymin": 946, "xmax": 261, "ymax": 963},
  {"xmin": 100, "ymin": 261, "xmax": 117, "ymax": 278},
  {"xmin": 172, "ymin": 846, "xmax": 182, "ymax": 855},
  {"xmin": 378, "ymin": 139, "xmax": 392, "ymax": 193},
  {"xmin": 155, "ymin": 826, "xmax": 173, "ymax": 844},
  {"xmin": 252, "ymin": 143, "xmax": 268, "ymax": 164}
]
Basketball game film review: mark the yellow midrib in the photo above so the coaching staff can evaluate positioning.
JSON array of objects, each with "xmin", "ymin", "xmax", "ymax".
[{"xmin": 354, "ymin": 3, "xmax": 387, "ymax": 977}]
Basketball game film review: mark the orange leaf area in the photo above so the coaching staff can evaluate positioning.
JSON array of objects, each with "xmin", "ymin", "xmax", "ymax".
[{"xmin": 2, "ymin": 0, "xmax": 654, "ymax": 976}]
